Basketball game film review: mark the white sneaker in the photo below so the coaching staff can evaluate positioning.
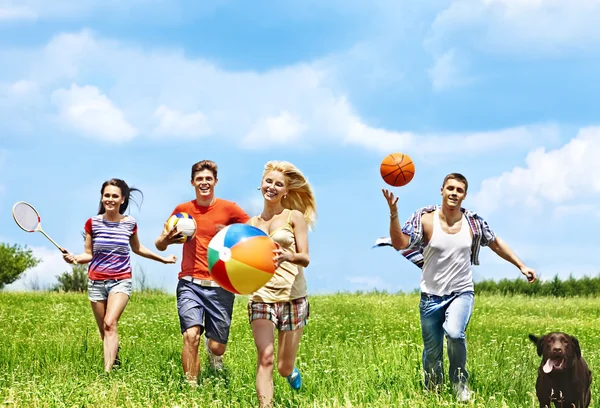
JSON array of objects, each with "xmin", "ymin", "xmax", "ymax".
[
  {"xmin": 205, "ymin": 336, "xmax": 223, "ymax": 370},
  {"xmin": 454, "ymin": 383, "xmax": 473, "ymax": 402}
]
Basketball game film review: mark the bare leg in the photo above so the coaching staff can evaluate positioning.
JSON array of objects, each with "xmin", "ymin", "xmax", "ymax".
[
  {"xmin": 182, "ymin": 326, "xmax": 201, "ymax": 384},
  {"xmin": 277, "ymin": 328, "xmax": 303, "ymax": 378},
  {"xmin": 251, "ymin": 319, "xmax": 276, "ymax": 408},
  {"xmin": 102, "ymin": 292, "xmax": 129, "ymax": 372},
  {"xmin": 90, "ymin": 300, "xmax": 107, "ymax": 340},
  {"xmin": 206, "ymin": 338, "xmax": 226, "ymax": 356}
]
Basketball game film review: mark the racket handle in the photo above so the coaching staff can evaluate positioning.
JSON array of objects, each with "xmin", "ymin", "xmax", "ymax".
[
  {"xmin": 39, "ymin": 230, "xmax": 78, "ymax": 264},
  {"xmin": 60, "ymin": 248, "xmax": 79, "ymax": 265}
]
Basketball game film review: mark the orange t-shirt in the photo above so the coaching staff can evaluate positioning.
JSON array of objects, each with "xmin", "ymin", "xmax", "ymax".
[{"xmin": 170, "ymin": 198, "xmax": 250, "ymax": 280}]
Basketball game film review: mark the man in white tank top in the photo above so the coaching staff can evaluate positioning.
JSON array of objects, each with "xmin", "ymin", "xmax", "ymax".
[{"xmin": 380, "ymin": 173, "xmax": 537, "ymax": 402}]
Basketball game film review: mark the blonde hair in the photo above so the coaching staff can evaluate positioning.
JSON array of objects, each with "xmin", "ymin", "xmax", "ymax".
[{"xmin": 263, "ymin": 160, "xmax": 317, "ymax": 229}]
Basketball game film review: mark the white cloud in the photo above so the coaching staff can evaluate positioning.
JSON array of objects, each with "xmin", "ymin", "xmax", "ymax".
[
  {"xmin": 345, "ymin": 118, "xmax": 413, "ymax": 152},
  {"xmin": 429, "ymin": 0, "xmax": 600, "ymax": 55},
  {"xmin": 346, "ymin": 122, "xmax": 559, "ymax": 157},
  {"xmin": 239, "ymin": 195, "xmax": 264, "ymax": 218},
  {"xmin": 51, "ymin": 84, "xmax": 138, "ymax": 143},
  {"xmin": 1, "ymin": 80, "xmax": 42, "ymax": 107},
  {"xmin": 0, "ymin": 30, "xmax": 561, "ymax": 156},
  {"xmin": 8, "ymin": 80, "xmax": 38, "ymax": 96},
  {"xmin": 0, "ymin": 149, "xmax": 7, "ymax": 195},
  {"xmin": 152, "ymin": 105, "xmax": 211, "ymax": 138},
  {"xmin": 0, "ymin": 6, "xmax": 37, "ymax": 21},
  {"xmin": 428, "ymin": 49, "xmax": 473, "ymax": 91},
  {"xmin": 553, "ymin": 204, "xmax": 600, "ymax": 220},
  {"xmin": 241, "ymin": 111, "xmax": 307, "ymax": 148},
  {"xmin": 4, "ymin": 247, "xmax": 68, "ymax": 291},
  {"xmin": 472, "ymin": 126, "xmax": 600, "ymax": 214},
  {"xmin": 0, "ymin": 1, "xmax": 218, "ymax": 22}
]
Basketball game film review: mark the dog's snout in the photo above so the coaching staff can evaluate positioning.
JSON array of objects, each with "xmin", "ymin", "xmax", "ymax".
[{"xmin": 553, "ymin": 347, "xmax": 563, "ymax": 354}]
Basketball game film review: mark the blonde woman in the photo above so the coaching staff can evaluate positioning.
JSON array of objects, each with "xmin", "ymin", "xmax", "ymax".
[{"xmin": 247, "ymin": 161, "xmax": 316, "ymax": 408}]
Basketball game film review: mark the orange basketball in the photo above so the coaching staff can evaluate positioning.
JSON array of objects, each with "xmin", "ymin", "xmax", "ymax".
[{"xmin": 380, "ymin": 152, "xmax": 415, "ymax": 187}]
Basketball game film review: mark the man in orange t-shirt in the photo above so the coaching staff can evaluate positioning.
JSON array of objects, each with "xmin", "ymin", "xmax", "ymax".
[{"xmin": 155, "ymin": 160, "xmax": 249, "ymax": 384}]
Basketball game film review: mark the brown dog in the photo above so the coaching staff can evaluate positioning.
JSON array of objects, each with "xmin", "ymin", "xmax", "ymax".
[{"xmin": 529, "ymin": 332, "xmax": 592, "ymax": 408}]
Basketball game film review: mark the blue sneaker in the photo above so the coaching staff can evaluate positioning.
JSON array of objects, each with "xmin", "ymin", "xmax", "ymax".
[{"xmin": 286, "ymin": 367, "xmax": 302, "ymax": 390}]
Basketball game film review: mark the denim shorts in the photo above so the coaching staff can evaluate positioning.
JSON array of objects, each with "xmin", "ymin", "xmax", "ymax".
[
  {"xmin": 88, "ymin": 278, "xmax": 133, "ymax": 302},
  {"xmin": 176, "ymin": 279, "xmax": 235, "ymax": 344}
]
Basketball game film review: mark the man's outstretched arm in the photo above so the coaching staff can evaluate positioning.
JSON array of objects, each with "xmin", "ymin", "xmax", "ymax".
[{"xmin": 488, "ymin": 237, "xmax": 537, "ymax": 282}]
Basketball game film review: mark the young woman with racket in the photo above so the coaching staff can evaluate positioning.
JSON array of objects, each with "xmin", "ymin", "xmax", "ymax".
[{"xmin": 61, "ymin": 178, "xmax": 177, "ymax": 372}]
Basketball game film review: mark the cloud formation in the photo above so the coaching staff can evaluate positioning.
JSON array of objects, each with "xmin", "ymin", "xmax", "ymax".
[
  {"xmin": 152, "ymin": 105, "xmax": 211, "ymax": 139},
  {"xmin": 0, "ymin": 29, "xmax": 568, "ymax": 157},
  {"xmin": 472, "ymin": 126, "xmax": 600, "ymax": 213},
  {"xmin": 429, "ymin": 0, "xmax": 600, "ymax": 55},
  {"xmin": 51, "ymin": 84, "xmax": 138, "ymax": 143}
]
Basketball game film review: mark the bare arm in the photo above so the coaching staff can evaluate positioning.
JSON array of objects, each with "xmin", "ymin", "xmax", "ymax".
[
  {"xmin": 488, "ymin": 236, "xmax": 537, "ymax": 282},
  {"xmin": 62, "ymin": 233, "xmax": 94, "ymax": 264},
  {"xmin": 383, "ymin": 189, "xmax": 410, "ymax": 250},
  {"xmin": 155, "ymin": 225, "xmax": 184, "ymax": 251},
  {"xmin": 274, "ymin": 210, "xmax": 310, "ymax": 268},
  {"xmin": 131, "ymin": 233, "xmax": 177, "ymax": 264}
]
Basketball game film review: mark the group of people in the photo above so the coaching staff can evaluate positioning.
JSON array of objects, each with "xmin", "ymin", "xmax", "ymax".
[
  {"xmin": 62, "ymin": 160, "xmax": 314, "ymax": 408},
  {"xmin": 62, "ymin": 160, "xmax": 536, "ymax": 405}
]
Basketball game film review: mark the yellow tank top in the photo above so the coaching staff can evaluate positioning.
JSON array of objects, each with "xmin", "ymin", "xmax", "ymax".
[{"xmin": 250, "ymin": 209, "xmax": 307, "ymax": 302}]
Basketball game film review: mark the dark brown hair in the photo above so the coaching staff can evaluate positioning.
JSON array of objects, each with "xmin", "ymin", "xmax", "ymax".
[
  {"xmin": 191, "ymin": 160, "xmax": 218, "ymax": 180},
  {"xmin": 98, "ymin": 178, "xmax": 143, "ymax": 215}
]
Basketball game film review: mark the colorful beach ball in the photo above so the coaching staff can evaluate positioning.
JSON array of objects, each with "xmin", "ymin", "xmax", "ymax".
[{"xmin": 208, "ymin": 224, "xmax": 277, "ymax": 294}]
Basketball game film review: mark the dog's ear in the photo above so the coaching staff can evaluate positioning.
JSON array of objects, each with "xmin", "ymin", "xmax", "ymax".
[
  {"xmin": 571, "ymin": 336, "xmax": 582, "ymax": 358},
  {"xmin": 529, "ymin": 334, "xmax": 543, "ymax": 356}
]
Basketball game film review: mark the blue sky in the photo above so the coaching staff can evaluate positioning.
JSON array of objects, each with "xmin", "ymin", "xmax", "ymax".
[{"xmin": 1, "ymin": 0, "xmax": 599, "ymax": 293}]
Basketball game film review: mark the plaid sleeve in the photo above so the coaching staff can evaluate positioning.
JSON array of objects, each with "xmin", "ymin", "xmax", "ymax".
[
  {"xmin": 476, "ymin": 214, "xmax": 496, "ymax": 247},
  {"xmin": 401, "ymin": 210, "xmax": 425, "ymax": 251}
]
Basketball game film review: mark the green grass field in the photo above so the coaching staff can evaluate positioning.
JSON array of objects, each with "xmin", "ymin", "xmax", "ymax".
[{"xmin": 1, "ymin": 292, "xmax": 599, "ymax": 407}]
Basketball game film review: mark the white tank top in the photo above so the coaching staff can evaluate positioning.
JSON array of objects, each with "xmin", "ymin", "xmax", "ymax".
[{"xmin": 421, "ymin": 209, "xmax": 474, "ymax": 296}]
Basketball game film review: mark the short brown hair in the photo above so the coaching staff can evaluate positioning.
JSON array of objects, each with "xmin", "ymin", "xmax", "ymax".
[
  {"xmin": 442, "ymin": 173, "xmax": 468, "ymax": 192},
  {"xmin": 191, "ymin": 160, "xmax": 218, "ymax": 180}
]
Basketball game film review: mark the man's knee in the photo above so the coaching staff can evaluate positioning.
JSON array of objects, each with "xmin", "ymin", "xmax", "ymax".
[
  {"xmin": 207, "ymin": 338, "xmax": 226, "ymax": 356},
  {"xmin": 183, "ymin": 326, "xmax": 201, "ymax": 348},
  {"xmin": 444, "ymin": 327, "xmax": 466, "ymax": 341}
]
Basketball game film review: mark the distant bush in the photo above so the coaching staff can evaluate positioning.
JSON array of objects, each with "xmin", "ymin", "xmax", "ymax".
[
  {"xmin": 54, "ymin": 264, "xmax": 88, "ymax": 292},
  {"xmin": 474, "ymin": 273, "xmax": 600, "ymax": 297},
  {"xmin": 0, "ymin": 243, "xmax": 40, "ymax": 289}
]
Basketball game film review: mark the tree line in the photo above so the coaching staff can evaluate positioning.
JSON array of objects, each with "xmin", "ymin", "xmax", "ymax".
[{"xmin": 474, "ymin": 274, "xmax": 600, "ymax": 297}]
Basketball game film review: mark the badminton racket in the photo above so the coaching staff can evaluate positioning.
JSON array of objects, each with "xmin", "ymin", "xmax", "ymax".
[{"xmin": 12, "ymin": 201, "xmax": 75, "ymax": 262}]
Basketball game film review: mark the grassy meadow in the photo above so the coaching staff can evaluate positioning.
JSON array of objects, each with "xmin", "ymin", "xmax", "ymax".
[{"xmin": 1, "ymin": 291, "xmax": 599, "ymax": 407}]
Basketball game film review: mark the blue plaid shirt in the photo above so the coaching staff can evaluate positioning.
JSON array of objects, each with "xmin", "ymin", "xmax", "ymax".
[{"xmin": 373, "ymin": 205, "xmax": 496, "ymax": 269}]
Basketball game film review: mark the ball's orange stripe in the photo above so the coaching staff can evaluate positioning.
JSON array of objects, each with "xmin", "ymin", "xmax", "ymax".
[
  {"xmin": 230, "ymin": 236, "xmax": 277, "ymax": 274},
  {"xmin": 225, "ymin": 258, "xmax": 274, "ymax": 295}
]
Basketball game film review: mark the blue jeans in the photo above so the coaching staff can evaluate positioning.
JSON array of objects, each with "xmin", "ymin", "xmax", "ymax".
[{"xmin": 419, "ymin": 291, "xmax": 474, "ymax": 389}]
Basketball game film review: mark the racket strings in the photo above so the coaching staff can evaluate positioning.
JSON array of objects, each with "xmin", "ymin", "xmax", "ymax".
[{"xmin": 13, "ymin": 203, "xmax": 40, "ymax": 231}]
